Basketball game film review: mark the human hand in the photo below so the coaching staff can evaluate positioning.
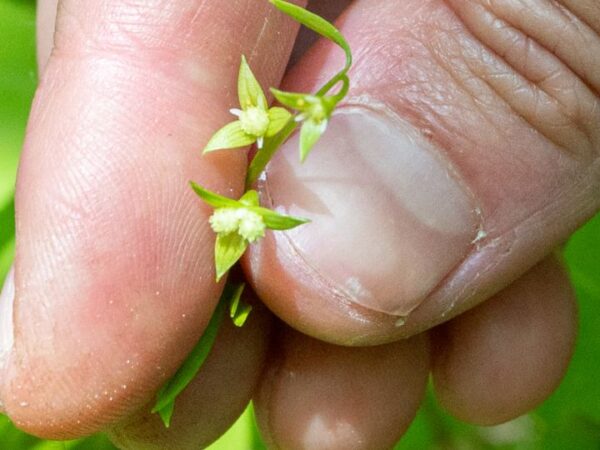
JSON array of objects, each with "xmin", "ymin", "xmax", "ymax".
[{"xmin": 1, "ymin": 0, "xmax": 598, "ymax": 448}]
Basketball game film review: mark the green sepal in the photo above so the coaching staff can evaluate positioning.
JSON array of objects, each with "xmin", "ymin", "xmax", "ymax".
[
  {"xmin": 239, "ymin": 190, "xmax": 260, "ymax": 207},
  {"xmin": 270, "ymin": 88, "xmax": 327, "ymax": 113},
  {"xmin": 250, "ymin": 206, "xmax": 309, "ymax": 230},
  {"xmin": 152, "ymin": 290, "xmax": 229, "ymax": 426},
  {"xmin": 266, "ymin": 107, "xmax": 292, "ymax": 137},
  {"xmin": 228, "ymin": 283, "xmax": 252, "ymax": 327},
  {"xmin": 190, "ymin": 182, "xmax": 240, "ymax": 209},
  {"xmin": 202, "ymin": 120, "xmax": 255, "ymax": 154},
  {"xmin": 300, "ymin": 119, "xmax": 328, "ymax": 162},
  {"xmin": 215, "ymin": 232, "xmax": 248, "ymax": 281},
  {"xmin": 238, "ymin": 55, "xmax": 268, "ymax": 110}
]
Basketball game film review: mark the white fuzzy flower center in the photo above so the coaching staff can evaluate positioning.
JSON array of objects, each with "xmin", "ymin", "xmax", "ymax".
[
  {"xmin": 239, "ymin": 107, "xmax": 270, "ymax": 137},
  {"xmin": 209, "ymin": 207, "xmax": 266, "ymax": 243}
]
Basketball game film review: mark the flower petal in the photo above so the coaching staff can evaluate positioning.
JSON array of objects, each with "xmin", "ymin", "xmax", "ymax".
[
  {"xmin": 203, "ymin": 120, "xmax": 256, "ymax": 153},
  {"xmin": 239, "ymin": 190, "xmax": 260, "ymax": 207},
  {"xmin": 299, "ymin": 119, "xmax": 328, "ymax": 162},
  {"xmin": 266, "ymin": 107, "xmax": 292, "ymax": 137},
  {"xmin": 215, "ymin": 232, "xmax": 248, "ymax": 281},
  {"xmin": 249, "ymin": 206, "xmax": 309, "ymax": 230},
  {"xmin": 238, "ymin": 55, "xmax": 268, "ymax": 110},
  {"xmin": 270, "ymin": 88, "xmax": 319, "ymax": 111}
]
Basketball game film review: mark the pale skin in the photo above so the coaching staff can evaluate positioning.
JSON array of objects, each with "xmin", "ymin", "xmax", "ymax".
[{"xmin": 0, "ymin": 0, "xmax": 597, "ymax": 448}]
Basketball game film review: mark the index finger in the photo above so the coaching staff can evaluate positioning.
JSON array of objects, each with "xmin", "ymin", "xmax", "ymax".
[{"xmin": 3, "ymin": 0, "xmax": 303, "ymax": 438}]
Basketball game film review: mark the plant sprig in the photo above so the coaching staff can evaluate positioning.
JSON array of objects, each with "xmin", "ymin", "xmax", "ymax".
[
  {"xmin": 153, "ymin": 282, "xmax": 247, "ymax": 427},
  {"xmin": 153, "ymin": 0, "xmax": 353, "ymax": 427}
]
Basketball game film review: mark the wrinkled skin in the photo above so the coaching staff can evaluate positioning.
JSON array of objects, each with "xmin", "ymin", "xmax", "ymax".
[{"xmin": 0, "ymin": 0, "xmax": 597, "ymax": 448}]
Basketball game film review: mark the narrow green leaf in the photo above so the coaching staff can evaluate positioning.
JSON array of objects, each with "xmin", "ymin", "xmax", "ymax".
[
  {"xmin": 238, "ymin": 55, "xmax": 268, "ymax": 110},
  {"xmin": 228, "ymin": 283, "xmax": 252, "ymax": 327},
  {"xmin": 156, "ymin": 400, "xmax": 175, "ymax": 428},
  {"xmin": 270, "ymin": 0, "xmax": 351, "ymax": 73},
  {"xmin": 203, "ymin": 120, "xmax": 255, "ymax": 153},
  {"xmin": 250, "ymin": 207, "xmax": 309, "ymax": 230},
  {"xmin": 266, "ymin": 107, "xmax": 292, "ymax": 137},
  {"xmin": 215, "ymin": 232, "xmax": 248, "ymax": 281},
  {"xmin": 300, "ymin": 119, "xmax": 327, "ymax": 162},
  {"xmin": 239, "ymin": 190, "xmax": 260, "ymax": 207},
  {"xmin": 152, "ymin": 292, "xmax": 228, "ymax": 418},
  {"xmin": 190, "ymin": 182, "xmax": 240, "ymax": 209}
]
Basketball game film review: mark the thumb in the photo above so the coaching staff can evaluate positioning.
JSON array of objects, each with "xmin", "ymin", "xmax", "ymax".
[
  {"xmin": 1, "ymin": 0, "xmax": 301, "ymax": 439},
  {"xmin": 244, "ymin": 0, "xmax": 600, "ymax": 345}
]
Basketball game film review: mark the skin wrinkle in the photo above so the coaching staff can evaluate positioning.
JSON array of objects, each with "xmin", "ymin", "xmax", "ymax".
[
  {"xmin": 240, "ymin": 0, "xmax": 598, "ymax": 347},
  {"xmin": 420, "ymin": 31, "xmax": 511, "ymax": 148},
  {"xmin": 556, "ymin": 0, "xmax": 600, "ymax": 36},
  {"xmin": 445, "ymin": 0, "xmax": 600, "ymax": 160},
  {"xmin": 488, "ymin": 0, "xmax": 600, "ymax": 95},
  {"xmin": 490, "ymin": 19, "xmax": 598, "ymax": 143},
  {"xmin": 408, "ymin": 157, "xmax": 597, "ymax": 335},
  {"xmin": 446, "ymin": 4, "xmax": 591, "ymax": 156}
]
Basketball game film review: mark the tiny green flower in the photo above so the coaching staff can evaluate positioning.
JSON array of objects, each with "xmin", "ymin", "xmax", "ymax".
[
  {"xmin": 203, "ymin": 56, "xmax": 292, "ymax": 153},
  {"xmin": 158, "ymin": 0, "xmax": 354, "ymax": 430},
  {"xmin": 271, "ymin": 88, "xmax": 341, "ymax": 162},
  {"xmin": 190, "ymin": 182, "xmax": 308, "ymax": 281}
]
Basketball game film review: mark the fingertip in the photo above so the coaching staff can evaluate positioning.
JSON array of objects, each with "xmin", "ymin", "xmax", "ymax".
[
  {"xmin": 108, "ymin": 304, "xmax": 272, "ymax": 449},
  {"xmin": 431, "ymin": 256, "xmax": 577, "ymax": 425},
  {"xmin": 254, "ymin": 327, "xmax": 430, "ymax": 450}
]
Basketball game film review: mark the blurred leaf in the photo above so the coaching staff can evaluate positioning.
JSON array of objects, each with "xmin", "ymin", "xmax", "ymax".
[
  {"xmin": 0, "ymin": 1, "xmax": 36, "ymax": 208},
  {"xmin": 0, "ymin": 198, "xmax": 15, "ymax": 251},
  {"xmin": 208, "ymin": 403, "xmax": 266, "ymax": 450}
]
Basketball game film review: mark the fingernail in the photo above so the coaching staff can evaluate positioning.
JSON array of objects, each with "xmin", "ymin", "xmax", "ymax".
[
  {"xmin": 262, "ymin": 108, "xmax": 479, "ymax": 316},
  {"xmin": 0, "ymin": 266, "xmax": 15, "ymax": 360}
]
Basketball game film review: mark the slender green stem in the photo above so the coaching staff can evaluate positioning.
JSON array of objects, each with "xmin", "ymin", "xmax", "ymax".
[{"xmin": 245, "ymin": 119, "xmax": 298, "ymax": 189}]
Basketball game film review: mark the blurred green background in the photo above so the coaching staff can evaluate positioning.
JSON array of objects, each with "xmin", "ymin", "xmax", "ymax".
[{"xmin": 1, "ymin": 1, "xmax": 599, "ymax": 449}]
